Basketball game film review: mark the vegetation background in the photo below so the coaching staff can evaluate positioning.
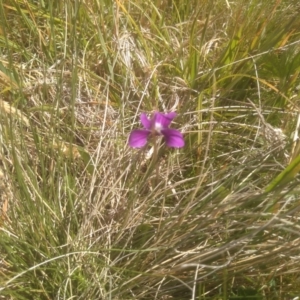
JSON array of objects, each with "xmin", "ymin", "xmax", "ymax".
[{"xmin": 0, "ymin": 0, "xmax": 300, "ymax": 299}]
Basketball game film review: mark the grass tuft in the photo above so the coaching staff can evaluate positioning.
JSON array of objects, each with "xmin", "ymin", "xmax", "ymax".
[{"xmin": 1, "ymin": 0, "xmax": 300, "ymax": 299}]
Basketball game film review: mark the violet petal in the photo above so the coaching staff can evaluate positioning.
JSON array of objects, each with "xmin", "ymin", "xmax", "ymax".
[
  {"xmin": 154, "ymin": 112, "xmax": 177, "ymax": 128},
  {"xmin": 128, "ymin": 129, "xmax": 150, "ymax": 148},
  {"xmin": 140, "ymin": 113, "xmax": 151, "ymax": 129},
  {"xmin": 161, "ymin": 128, "xmax": 184, "ymax": 148}
]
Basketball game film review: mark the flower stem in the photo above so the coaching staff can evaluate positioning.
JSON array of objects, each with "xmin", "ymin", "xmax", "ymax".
[{"xmin": 153, "ymin": 137, "xmax": 159, "ymax": 185}]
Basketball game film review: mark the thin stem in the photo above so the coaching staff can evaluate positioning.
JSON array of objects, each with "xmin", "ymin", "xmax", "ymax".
[{"xmin": 153, "ymin": 136, "xmax": 159, "ymax": 185}]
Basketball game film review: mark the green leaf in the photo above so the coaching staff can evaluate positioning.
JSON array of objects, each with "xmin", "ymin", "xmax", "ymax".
[{"xmin": 265, "ymin": 155, "xmax": 300, "ymax": 193}]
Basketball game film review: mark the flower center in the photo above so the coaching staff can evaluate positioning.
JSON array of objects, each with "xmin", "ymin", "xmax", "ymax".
[{"xmin": 153, "ymin": 122, "xmax": 163, "ymax": 134}]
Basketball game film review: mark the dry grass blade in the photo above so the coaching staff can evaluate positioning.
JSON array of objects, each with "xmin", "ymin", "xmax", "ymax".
[{"xmin": 0, "ymin": 99, "xmax": 29, "ymax": 127}]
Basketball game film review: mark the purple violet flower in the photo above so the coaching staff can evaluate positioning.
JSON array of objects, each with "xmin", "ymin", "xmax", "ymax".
[{"xmin": 129, "ymin": 112, "xmax": 185, "ymax": 148}]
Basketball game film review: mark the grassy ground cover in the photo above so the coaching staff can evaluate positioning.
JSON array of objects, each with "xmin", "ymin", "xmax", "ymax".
[{"xmin": 1, "ymin": 0, "xmax": 300, "ymax": 299}]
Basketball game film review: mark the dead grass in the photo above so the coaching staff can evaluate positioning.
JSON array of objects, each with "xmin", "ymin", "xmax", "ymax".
[{"xmin": 0, "ymin": 0, "xmax": 300, "ymax": 299}]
